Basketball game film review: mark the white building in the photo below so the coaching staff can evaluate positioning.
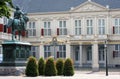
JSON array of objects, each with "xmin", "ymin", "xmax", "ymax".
[{"xmin": 0, "ymin": 0, "xmax": 120, "ymax": 71}]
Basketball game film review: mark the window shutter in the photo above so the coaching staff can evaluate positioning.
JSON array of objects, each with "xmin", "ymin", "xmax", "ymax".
[
  {"xmin": 22, "ymin": 31, "xmax": 26, "ymax": 37},
  {"xmin": 41, "ymin": 28, "xmax": 44, "ymax": 36},
  {"xmin": 57, "ymin": 28, "xmax": 59, "ymax": 35},
  {"xmin": 0, "ymin": 24, "xmax": 4, "ymax": 32},
  {"xmin": 113, "ymin": 26, "xmax": 115, "ymax": 34},
  {"xmin": 113, "ymin": 51, "xmax": 115, "ymax": 58},
  {"xmin": 7, "ymin": 27, "xmax": 12, "ymax": 33},
  {"xmin": 15, "ymin": 31, "xmax": 18, "ymax": 35}
]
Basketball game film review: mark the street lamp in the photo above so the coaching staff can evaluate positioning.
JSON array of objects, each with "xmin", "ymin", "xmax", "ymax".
[{"xmin": 104, "ymin": 40, "xmax": 108, "ymax": 76}]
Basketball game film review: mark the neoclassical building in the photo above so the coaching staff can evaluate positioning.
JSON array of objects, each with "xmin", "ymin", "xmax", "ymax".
[{"xmin": 0, "ymin": 0, "xmax": 120, "ymax": 71}]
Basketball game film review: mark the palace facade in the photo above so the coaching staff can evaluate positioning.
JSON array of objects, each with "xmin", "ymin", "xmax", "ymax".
[{"xmin": 0, "ymin": 0, "xmax": 120, "ymax": 71}]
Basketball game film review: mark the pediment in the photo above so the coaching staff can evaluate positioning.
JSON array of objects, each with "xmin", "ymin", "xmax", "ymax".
[{"xmin": 71, "ymin": 1, "xmax": 108, "ymax": 12}]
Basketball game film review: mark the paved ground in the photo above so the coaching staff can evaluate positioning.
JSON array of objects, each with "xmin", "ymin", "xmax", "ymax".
[{"xmin": 0, "ymin": 68, "xmax": 119, "ymax": 79}]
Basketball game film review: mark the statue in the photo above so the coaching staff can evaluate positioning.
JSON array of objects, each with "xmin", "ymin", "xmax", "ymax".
[{"xmin": 7, "ymin": 6, "xmax": 29, "ymax": 40}]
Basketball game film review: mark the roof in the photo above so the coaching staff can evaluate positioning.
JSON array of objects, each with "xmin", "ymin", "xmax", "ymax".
[{"xmin": 12, "ymin": 0, "xmax": 120, "ymax": 13}]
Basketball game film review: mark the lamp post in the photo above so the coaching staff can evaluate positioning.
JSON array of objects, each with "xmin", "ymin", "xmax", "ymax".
[{"xmin": 105, "ymin": 40, "xmax": 108, "ymax": 76}]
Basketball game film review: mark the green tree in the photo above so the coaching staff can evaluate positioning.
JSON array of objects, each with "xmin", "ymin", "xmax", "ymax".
[
  {"xmin": 0, "ymin": 0, "xmax": 13, "ymax": 18},
  {"xmin": 63, "ymin": 58, "xmax": 74, "ymax": 76},
  {"xmin": 25, "ymin": 56, "xmax": 39, "ymax": 77},
  {"xmin": 56, "ymin": 58, "xmax": 64, "ymax": 75},
  {"xmin": 44, "ymin": 57, "xmax": 57, "ymax": 76},
  {"xmin": 38, "ymin": 57, "xmax": 45, "ymax": 75}
]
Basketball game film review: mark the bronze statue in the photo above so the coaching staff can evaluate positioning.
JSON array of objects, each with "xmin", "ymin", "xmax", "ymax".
[{"xmin": 7, "ymin": 6, "xmax": 29, "ymax": 40}]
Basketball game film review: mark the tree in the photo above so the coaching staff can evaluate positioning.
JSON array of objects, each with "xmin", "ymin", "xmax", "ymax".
[
  {"xmin": 44, "ymin": 57, "xmax": 57, "ymax": 76},
  {"xmin": 25, "ymin": 56, "xmax": 39, "ymax": 77},
  {"xmin": 56, "ymin": 58, "xmax": 64, "ymax": 75},
  {"xmin": 63, "ymin": 58, "xmax": 74, "ymax": 76},
  {"xmin": 38, "ymin": 57, "xmax": 45, "ymax": 75},
  {"xmin": 0, "ymin": 0, "xmax": 14, "ymax": 18}
]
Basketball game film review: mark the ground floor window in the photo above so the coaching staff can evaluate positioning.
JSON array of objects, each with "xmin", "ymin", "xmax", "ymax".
[
  {"xmin": 99, "ymin": 45, "xmax": 104, "ymax": 61},
  {"xmin": 114, "ymin": 45, "xmax": 120, "ymax": 58},
  {"xmin": 87, "ymin": 46, "xmax": 92, "ymax": 61},
  {"xmin": 31, "ymin": 46, "xmax": 39, "ymax": 57},
  {"xmin": 57, "ymin": 45, "xmax": 66, "ymax": 58},
  {"xmin": 44, "ymin": 45, "xmax": 51, "ymax": 58}
]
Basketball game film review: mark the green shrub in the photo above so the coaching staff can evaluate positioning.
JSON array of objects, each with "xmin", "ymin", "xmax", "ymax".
[
  {"xmin": 38, "ymin": 57, "xmax": 45, "ymax": 75},
  {"xmin": 25, "ymin": 56, "xmax": 39, "ymax": 77},
  {"xmin": 56, "ymin": 58, "xmax": 64, "ymax": 75},
  {"xmin": 63, "ymin": 58, "xmax": 74, "ymax": 76},
  {"xmin": 44, "ymin": 57, "xmax": 57, "ymax": 76}
]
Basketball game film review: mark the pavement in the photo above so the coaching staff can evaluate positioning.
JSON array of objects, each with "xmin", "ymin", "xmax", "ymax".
[{"xmin": 0, "ymin": 68, "xmax": 119, "ymax": 79}]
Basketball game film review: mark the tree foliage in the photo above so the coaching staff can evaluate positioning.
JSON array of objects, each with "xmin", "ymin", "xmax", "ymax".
[
  {"xmin": 38, "ymin": 57, "xmax": 45, "ymax": 75},
  {"xmin": 56, "ymin": 58, "xmax": 64, "ymax": 75},
  {"xmin": 63, "ymin": 58, "xmax": 74, "ymax": 76},
  {"xmin": 0, "ymin": 0, "xmax": 14, "ymax": 18},
  {"xmin": 44, "ymin": 57, "xmax": 57, "ymax": 76},
  {"xmin": 25, "ymin": 56, "xmax": 39, "ymax": 77}
]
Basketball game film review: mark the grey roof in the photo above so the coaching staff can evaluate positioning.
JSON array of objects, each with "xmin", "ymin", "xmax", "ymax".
[{"xmin": 12, "ymin": 0, "xmax": 120, "ymax": 13}]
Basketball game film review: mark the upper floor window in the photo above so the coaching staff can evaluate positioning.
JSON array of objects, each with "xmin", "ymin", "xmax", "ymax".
[
  {"xmin": 87, "ymin": 19, "xmax": 93, "ymax": 35},
  {"xmin": 59, "ymin": 21, "xmax": 67, "ymax": 35},
  {"xmin": 75, "ymin": 20, "xmax": 81, "ymax": 35},
  {"xmin": 3, "ymin": 17, "xmax": 8, "ymax": 25},
  {"xmin": 114, "ymin": 18, "xmax": 120, "ymax": 34},
  {"xmin": 44, "ymin": 21, "xmax": 51, "ymax": 36},
  {"xmin": 27, "ymin": 22, "xmax": 36, "ymax": 37},
  {"xmin": 98, "ymin": 19, "xmax": 105, "ymax": 35}
]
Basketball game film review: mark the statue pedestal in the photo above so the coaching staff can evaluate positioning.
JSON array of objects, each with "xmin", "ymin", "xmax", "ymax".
[{"xmin": 1, "ymin": 40, "xmax": 31, "ymax": 66}]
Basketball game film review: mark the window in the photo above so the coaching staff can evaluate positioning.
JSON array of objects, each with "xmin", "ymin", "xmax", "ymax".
[
  {"xmin": 3, "ymin": 17, "xmax": 8, "ymax": 25},
  {"xmin": 99, "ymin": 46, "xmax": 104, "ymax": 61},
  {"xmin": 114, "ymin": 45, "xmax": 120, "ymax": 57},
  {"xmin": 87, "ymin": 19, "xmax": 93, "ymax": 35},
  {"xmin": 87, "ymin": 46, "xmax": 92, "ymax": 61},
  {"xmin": 31, "ymin": 46, "xmax": 38, "ymax": 57},
  {"xmin": 44, "ymin": 45, "xmax": 51, "ymax": 58},
  {"xmin": 75, "ymin": 20, "xmax": 81, "ymax": 35},
  {"xmin": 57, "ymin": 45, "xmax": 66, "ymax": 58},
  {"xmin": 114, "ymin": 18, "xmax": 120, "ymax": 34},
  {"xmin": 27, "ymin": 22, "xmax": 36, "ymax": 36},
  {"xmin": 98, "ymin": 19, "xmax": 105, "ymax": 35},
  {"xmin": 59, "ymin": 21, "xmax": 67, "ymax": 35},
  {"xmin": 44, "ymin": 22, "xmax": 51, "ymax": 36}
]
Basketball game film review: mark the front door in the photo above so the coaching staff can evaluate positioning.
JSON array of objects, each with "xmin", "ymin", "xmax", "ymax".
[{"xmin": 87, "ymin": 46, "xmax": 92, "ymax": 63}]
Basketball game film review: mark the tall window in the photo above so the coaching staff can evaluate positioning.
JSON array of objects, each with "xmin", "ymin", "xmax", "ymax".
[
  {"xmin": 31, "ymin": 46, "xmax": 38, "ymax": 57},
  {"xmin": 99, "ymin": 46, "xmax": 104, "ymax": 61},
  {"xmin": 114, "ymin": 45, "xmax": 120, "ymax": 57},
  {"xmin": 87, "ymin": 46, "xmax": 92, "ymax": 61},
  {"xmin": 87, "ymin": 19, "xmax": 93, "ymax": 35},
  {"xmin": 114, "ymin": 18, "xmax": 120, "ymax": 34},
  {"xmin": 75, "ymin": 20, "xmax": 81, "ymax": 35},
  {"xmin": 98, "ymin": 19, "xmax": 105, "ymax": 35},
  {"xmin": 44, "ymin": 45, "xmax": 51, "ymax": 58},
  {"xmin": 57, "ymin": 45, "xmax": 66, "ymax": 58},
  {"xmin": 28, "ymin": 22, "xmax": 36, "ymax": 36},
  {"xmin": 59, "ymin": 21, "xmax": 67, "ymax": 35},
  {"xmin": 44, "ymin": 21, "xmax": 51, "ymax": 36}
]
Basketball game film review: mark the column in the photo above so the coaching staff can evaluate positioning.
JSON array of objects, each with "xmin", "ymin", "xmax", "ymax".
[
  {"xmin": 66, "ymin": 43, "xmax": 71, "ymax": 58},
  {"xmin": 92, "ymin": 42, "xmax": 99, "ymax": 71},
  {"xmin": 79, "ymin": 45, "xmax": 83, "ymax": 67},
  {"xmin": 39, "ymin": 44, "xmax": 44, "ymax": 59}
]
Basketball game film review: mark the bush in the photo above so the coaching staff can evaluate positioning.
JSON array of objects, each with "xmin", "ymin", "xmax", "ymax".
[
  {"xmin": 38, "ymin": 57, "xmax": 45, "ymax": 75},
  {"xmin": 44, "ymin": 57, "xmax": 57, "ymax": 76},
  {"xmin": 25, "ymin": 56, "xmax": 39, "ymax": 77},
  {"xmin": 63, "ymin": 58, "xmax": 74, "ymax": 76},
  {"xmin": 56, "ymin": 58, "xmax": 64, "ymax": 75}
]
